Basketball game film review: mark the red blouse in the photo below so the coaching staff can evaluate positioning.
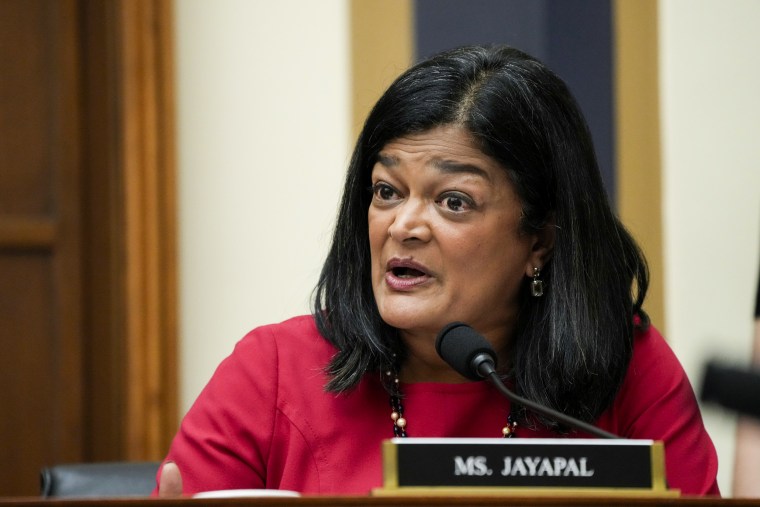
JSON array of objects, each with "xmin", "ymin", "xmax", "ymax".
[{"xmin": 159, "ymin": 315, "xmax": 719, "ymax": 496}]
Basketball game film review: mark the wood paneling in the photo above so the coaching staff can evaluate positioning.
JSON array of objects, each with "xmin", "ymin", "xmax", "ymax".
[
  {"xmin": 119, "ymin": 0, "xmax": 178, "ymax": 460},
  {"xmin": 0, "ymin": 0, "xmax": 84, "ymax": 495},
  {"xmin": 78, "ymin": 0, "xmax": 178, "ymax": 463},
  {"xmin": 613, "ymin": 0, "xmax": 665, "ymax": 330},
  {"xmin": 0, "ymin": 217, "xmax": 56, "ymax": 250},
  {"xmin": 0, "ymin": 0, "xmax": 177, "ymax": 496},
  {"xmin": 349, "ymin": 0, "xmax": 413, "ymax": 140},
  {"xmin": 0, "ymin": 0, "xmax": 55, "ymax": 215}
]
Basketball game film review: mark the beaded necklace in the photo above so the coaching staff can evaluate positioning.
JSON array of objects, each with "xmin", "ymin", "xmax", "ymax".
[{"xmin": 384, "ymin": 365, "xmax": 518, "ymax": 438}]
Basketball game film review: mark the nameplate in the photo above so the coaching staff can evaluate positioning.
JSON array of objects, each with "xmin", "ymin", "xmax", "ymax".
[{"xmin": 378, "ymin": 438, "xmax": 671, "ymax": 495}]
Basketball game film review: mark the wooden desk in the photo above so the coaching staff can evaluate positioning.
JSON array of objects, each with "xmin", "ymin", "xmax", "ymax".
[{"xmin": 1, "ymin": 496, "xmax": 757, "ymax": 507}]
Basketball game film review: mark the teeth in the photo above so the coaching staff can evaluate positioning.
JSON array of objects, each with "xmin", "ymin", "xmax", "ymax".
[{"xmin": 394, "ymin": 267, "xmax": 425, "ymax": 277}]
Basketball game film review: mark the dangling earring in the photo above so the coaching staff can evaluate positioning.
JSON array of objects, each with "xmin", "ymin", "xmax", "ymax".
[{"xmin": 531, "ymin": 267, "xmax": 544, "ymax": 297}]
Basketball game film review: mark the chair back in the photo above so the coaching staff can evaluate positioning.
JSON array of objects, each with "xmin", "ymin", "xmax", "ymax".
[{"xmin": 40, "ymin": 461, "xmax": 160, "ymax": 497}]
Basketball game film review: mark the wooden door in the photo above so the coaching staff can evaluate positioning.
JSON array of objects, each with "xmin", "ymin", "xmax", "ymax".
[{"xmin": 0, "ymin": 0, "xmax": 177, "ymax": 496}]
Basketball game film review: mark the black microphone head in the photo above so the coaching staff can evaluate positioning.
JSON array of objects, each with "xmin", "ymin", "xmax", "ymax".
[{"xmin": 435, "ymin": 322, "xmax": 497, "ymax": 380}]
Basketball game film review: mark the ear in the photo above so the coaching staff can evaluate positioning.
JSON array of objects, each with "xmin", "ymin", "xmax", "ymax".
[{"xmin": 524, "ymin": 216, "xmax": 556, "ymax": 277}]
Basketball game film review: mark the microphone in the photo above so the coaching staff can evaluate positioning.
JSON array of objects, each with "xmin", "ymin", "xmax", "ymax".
[
  {"xmin": 701, "ymin": 360, "xmax": 760, "ymax": 421},
  {"xmin": 435, "ymin": 322, "xmax": 618, "ymax": 439}
]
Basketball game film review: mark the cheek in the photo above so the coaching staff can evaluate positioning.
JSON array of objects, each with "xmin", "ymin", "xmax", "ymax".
[
  {"xmin": 367, "ymin": 210, "xmax": 387, "ymax": 268},
  {"xmin": 450, "ymin": 228, "xmax": 530, "ymax": 280},
  {"xmin": 367, "ymin": 210, "xmax": 381, "ymax": 245}
]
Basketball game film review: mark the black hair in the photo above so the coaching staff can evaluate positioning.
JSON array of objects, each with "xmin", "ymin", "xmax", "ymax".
[{"xmin": 312, "ymin": 45, "xmax": 649, "ymax": 428}]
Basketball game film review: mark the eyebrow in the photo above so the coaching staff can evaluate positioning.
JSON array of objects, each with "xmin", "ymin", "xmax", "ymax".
[
  {"xmin": 376, "ymin": 153, "xmax": 399, "ymax": 167},
  {"xmin": 433, "ymin": 159, "xmax": 490, "ymax": 180},
  {"xmin": 376, "ymin": 153, "xmax": 491, "ymax": 181}
]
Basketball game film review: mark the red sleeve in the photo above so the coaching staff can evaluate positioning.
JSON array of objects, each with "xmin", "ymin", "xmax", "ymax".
[
  {"xmin": 602, "ymin": 326, "xmax": 720, "ymax": 496},
  {"xmin": 154, "ymin": 326, "xmax": 280, "ymax": 494}
]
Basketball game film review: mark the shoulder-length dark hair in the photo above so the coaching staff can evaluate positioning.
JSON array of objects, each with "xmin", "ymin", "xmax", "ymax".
[{"xmin": 312, "ymin": 45, "xmax": 648, "ymax": 427}]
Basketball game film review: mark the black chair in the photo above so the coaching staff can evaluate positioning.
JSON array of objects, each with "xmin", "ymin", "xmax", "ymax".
[{"xmin": 40, "ymin": 461, "xmax": 160, "ymax": 497}]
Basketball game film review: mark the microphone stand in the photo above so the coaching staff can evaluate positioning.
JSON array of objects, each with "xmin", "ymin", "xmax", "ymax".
[
  {"xmin": 479, "ymin": 364, "xmax": 618, "ymax": 439},
  {"xmin": 439, "ymin": 322, "xmax": 620, "ymax": 440}
]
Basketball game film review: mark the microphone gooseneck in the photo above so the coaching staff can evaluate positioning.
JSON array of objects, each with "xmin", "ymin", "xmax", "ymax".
[{"xmin": 435, "ymin": 322, "xmax": 618, "ymax": 439}]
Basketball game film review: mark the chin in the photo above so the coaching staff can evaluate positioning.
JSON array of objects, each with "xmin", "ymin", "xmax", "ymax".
[
  {"xmin": 377, "ymin": 306, "xmax": 443, "ymax": 335},
  {"xmin": 374, "ymin": 288, "xmax": 455, "ymax": 334}
]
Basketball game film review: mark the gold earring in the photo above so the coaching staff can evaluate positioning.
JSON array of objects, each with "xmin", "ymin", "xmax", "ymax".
[{"xmin": 531, "ymin": 267, "xmax": 544, "ymax": 297}]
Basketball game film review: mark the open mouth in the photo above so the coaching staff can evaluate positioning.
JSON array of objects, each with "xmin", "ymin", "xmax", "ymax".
[
  {"xmin": 385, "ymin": 259, "xmax": 430, "ymax": 290},
  {"xmin": 391, "ymin": 266, "xmax": 426, "ymax": 278}
]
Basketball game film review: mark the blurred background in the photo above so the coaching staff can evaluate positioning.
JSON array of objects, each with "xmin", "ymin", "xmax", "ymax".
[{"xmin": 1, "ymin": 0, "xmax": 758, "ymax": 497}]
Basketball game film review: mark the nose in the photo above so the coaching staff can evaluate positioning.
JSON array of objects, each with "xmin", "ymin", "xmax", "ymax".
[{"xmin": 387, "ymin": 198, "xmax": 432, "ymax": 243}]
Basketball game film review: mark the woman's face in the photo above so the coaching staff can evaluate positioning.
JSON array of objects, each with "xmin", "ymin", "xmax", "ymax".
[{"xmin": 368, "ymin": 125, "xmax": 545, "ymax": 360}]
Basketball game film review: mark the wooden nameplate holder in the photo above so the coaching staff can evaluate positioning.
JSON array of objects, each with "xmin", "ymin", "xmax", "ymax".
[{"xmin": 373, "ymin": 438, "xmax": 678, "ymax": 497}]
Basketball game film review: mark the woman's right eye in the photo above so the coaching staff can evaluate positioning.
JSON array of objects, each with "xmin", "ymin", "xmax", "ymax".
[{"xmin": 371, "ymin": 182, "xmax": 399, "ymax": 201}]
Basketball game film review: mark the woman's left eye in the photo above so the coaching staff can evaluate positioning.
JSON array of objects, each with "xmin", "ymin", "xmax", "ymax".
[
  {"xmin": 370, "ymin": 182, "xmax": 400, "ymax": 201},
  {"xmin": 438, "ymin": 193, "xmax": 473, "ymax": 212}
]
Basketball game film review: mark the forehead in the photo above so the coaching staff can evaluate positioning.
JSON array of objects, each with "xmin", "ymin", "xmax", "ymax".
[{"xmin": 374, "ymin": 125, "xmax": 506, "ymax": 181}]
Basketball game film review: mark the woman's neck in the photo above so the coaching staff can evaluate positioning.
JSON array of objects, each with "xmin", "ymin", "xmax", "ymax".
[
  {"xmin": 399, "ymin": 352, "xmax": 469, "ymax": 383},
  {"xmin": 398, "ymin": 326, "xmax": 512, "ymax": 384}
]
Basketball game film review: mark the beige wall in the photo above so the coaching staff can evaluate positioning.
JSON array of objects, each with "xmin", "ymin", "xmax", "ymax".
[
  {"xmin": 175, "ymin": 0, "xmax": 350, "ymax": 411},
  {"xmin": 660, "ymin": 0, "xmax": 760, "ymax": 494}
]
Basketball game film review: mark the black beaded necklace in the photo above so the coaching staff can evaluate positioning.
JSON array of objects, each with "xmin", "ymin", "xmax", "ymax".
[{"xmin": 384, "ymin": 364, "xmax": 518, "ymax": 438}]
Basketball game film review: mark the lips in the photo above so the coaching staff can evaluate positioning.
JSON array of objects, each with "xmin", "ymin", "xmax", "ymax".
[
  {"xmin": 385, "ymin": 258, "xmax": 431, "ymax": 291},
  {"xmin": 392, "ymin": 266, "xmax": 426, "ymax": 277}
]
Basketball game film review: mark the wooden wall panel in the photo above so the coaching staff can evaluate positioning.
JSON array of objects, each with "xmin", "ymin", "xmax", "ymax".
[
  {"xmin": 614, "ymin": 0, "xmax": 664, "ymax": 329},
  {"xmin": 0, "ymin": 255, "xmax": 60, "ymax": 488},
  {"xmin": 0, "ymin": 0, "xmax": 53, "ymax": 215},
  {"xmin": 0, "ymin": 0, "xmax": 177, "ymax": 495},
  {"xmin": 0, "ymin": 0, "xmax": 84, "ymax": 495},
  {"xmin": 119, "ymin": 0, "xmax": 178, "ymax": 460},
  {"xmin": 349, "ymin": 0, "xmax": 413, "ymax": 140},
  {"xmin": 78, "ymin": 0, "xmax": 178, "ymax": 462}
]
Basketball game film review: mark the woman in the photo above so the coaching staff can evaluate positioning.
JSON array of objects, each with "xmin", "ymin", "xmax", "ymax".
[{"xmin": 157, "ymin": 45, "xmax": 719, "ymax": 496}]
